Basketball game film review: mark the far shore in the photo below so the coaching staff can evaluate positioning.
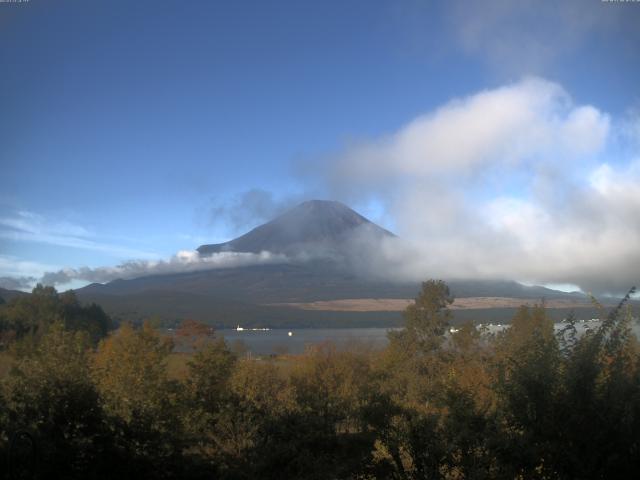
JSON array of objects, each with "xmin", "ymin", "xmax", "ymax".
[{"xmin": 267, "ymin": 296, "xmax": 602, "ymax": 312}]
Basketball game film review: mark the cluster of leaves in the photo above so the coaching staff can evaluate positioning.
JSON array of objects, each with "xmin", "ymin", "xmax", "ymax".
[{"xmin": 0, "ymin": 281, "xmax": 639, "ymax": 479}]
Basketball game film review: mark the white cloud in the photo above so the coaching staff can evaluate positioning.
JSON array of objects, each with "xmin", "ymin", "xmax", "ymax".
[
  {"xmin": 0, "ymin": 255, "xmax": 64, "ymax": 291},
  {"xmin": 39, "ymin": 250, "xmax": 288, "ymax": 286},
  {"xmin": 0, "ymin": 255, "xmax": 61, "ymax": 279},
  {"xmin": 326, "ymin": 78, "xmax": 638, "ymax": 295},
  {"xmin": 333, "ymin": 78, "xmax": 608, "ymax": 187},
  {"xmin": 561, "ymin": 106, "xmax": 611, "ymax": 155}
]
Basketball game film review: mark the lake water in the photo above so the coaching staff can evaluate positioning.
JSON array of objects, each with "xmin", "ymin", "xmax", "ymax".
[
  {"xmin": 217, "ymin": 320, "xmax": 640, "ymax": 356},
  {"xmin": 218, "ymin": 328, "xmax": 397, "ymax": 355}
]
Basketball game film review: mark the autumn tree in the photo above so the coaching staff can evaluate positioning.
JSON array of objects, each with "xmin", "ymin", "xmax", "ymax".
[
  {"xmin": 182, "ymin": 337, "xmax": 236, "ymax": 469},
  {"xmin": 211, "ymin": 358, "xmax": 300, "ymax": 478},
  {"xmin": 373, "ymin": 280, "xmax": 458, "ymax": 479},
  {"xmin": 292, "ymin": 343, "xmax": 373, "ymax": 432},
  {"xmin": 92, "ymin": 322, "xmax": 182, "ymax": 477},
  {"xmin": 175, "ymin": 318, "xmax": 216, "ymax": 351}
]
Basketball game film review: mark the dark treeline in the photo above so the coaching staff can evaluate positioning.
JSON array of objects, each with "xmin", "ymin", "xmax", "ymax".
[{"xmin": 0, "ymin": 281, "xmax": 639, "ymax": 479}]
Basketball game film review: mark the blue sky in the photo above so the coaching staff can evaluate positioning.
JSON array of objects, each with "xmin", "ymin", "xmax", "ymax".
[{"xmin": 1, "ymin": 0, "xmax": 639, "ymax": 293}]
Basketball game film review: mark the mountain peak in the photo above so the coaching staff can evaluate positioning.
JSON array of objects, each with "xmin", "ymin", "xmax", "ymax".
[
  {"xmin": 299, "ymin": 199, "xmax": 343, "ymax": 207},
  {"xmin": 284, "ymin": 199, "xmax": 362, "ymax": 218},
  {"xmin": 296, "ymin": 199, "xmax": 350, "ymax": 210},
  {"xmin": 197, "ymin": 200, "xmax": 393, "ymax": 256}
]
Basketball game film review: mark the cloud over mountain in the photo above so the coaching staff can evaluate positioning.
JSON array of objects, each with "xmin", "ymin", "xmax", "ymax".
[
  {"xmin": 204, "ymin": 189, "xmax": 307, "ymax": 237},
  {"xmin": 39, "ymin": 201, "xmax": 393, "ymax": 287},
  {"xmin": 322, "ymin": 77, "xmax": 638, "ymax": 294},
  {"xmin": 0, "ymin": 276, "xmax": 37, "ymax": 290},
  {"xmin": 39, "ymin": 250, "xmax": 287, "ymax": 286}
]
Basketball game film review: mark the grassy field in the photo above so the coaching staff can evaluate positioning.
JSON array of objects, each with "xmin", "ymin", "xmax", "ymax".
[{"xmin": 270, "ymin": 296, "xmax": 602, "ymax": 312}]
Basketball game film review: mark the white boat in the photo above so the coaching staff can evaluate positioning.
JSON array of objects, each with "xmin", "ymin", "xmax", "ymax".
[{"xmin": 236, "ymin": 325, "xmax": 271, "ymax": 332}]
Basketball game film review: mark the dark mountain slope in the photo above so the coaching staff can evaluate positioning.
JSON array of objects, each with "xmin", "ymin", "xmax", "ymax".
[
  {"xmin": 77, "ymin": 264, "xmax": 579, "ymax": 304},
  {"xmin": 77, "ymin": 263, "xmax": 418, "ymax": 303},
  {"xmin": 0, "ymin": 287, "xmax": 29, "ymax": 303},
  {"xmin": 197, "ymin": 200, "xmax": 394, "ymax": 256}
]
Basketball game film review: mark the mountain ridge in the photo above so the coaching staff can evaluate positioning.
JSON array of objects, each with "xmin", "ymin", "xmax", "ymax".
[{"xmin": 197, "ymin": 199, "xmax": 394, "ymax": 256}]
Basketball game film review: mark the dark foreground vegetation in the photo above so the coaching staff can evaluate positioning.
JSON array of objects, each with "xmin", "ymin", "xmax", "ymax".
[{"xmin": 0, "ymin": 282, "xmax": 639, "ymax": 479}]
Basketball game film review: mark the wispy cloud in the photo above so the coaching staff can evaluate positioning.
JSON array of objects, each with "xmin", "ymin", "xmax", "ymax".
[
  {"xmin": 0, "ymin": 210, "xmax": 158, "ymax": 259},
  {"xmin": 202, "ymin": 189, "xmax": 308, "ymax": 237},
  {"xmin": 444, "ymin": 0, "xmax": 635, "ymax": 75}
]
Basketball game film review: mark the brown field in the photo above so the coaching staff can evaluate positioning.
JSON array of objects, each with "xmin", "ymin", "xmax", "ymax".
[{"xmin": 269, "ymin": 297, "xmax": 595, "ymax": 312}]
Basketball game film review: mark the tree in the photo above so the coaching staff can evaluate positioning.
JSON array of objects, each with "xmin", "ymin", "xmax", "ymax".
[
  {"xmin": 209, "ymin": 358, "xmax": 299, "ymax": 478},
  {"xmin": 2, "ymin": 284, "xmax": 61, "ymax": 341},
  {"xmin": 0, "ymin": 285, "xmax": 112, "ymax": 348},
  {"xmin": 175, "ymin": 318, "xmax": 216, "ymax": 351},
  {"xmin": 293, "ymin": 343, "xmax": 363, "ymax": 431},
  {"xmin": 182, "ymin": 338, "xmax": 236, "ymax": 465},
  {"xmin": 92, "ymin": 322, "xmax": 181, "ymax": 476},
  {"xmin": 389, "ymin": 279, "xmax": 453, "ymax": 354},
  {"xmin": 1, "ymin": 322, "xmax": 109, "ymax": 478},
  {"xmin": 491, "ymin": 305, "xmax": 562, "ymax": 477},
  {"xmin": 59, "ymin": 291, "xmax": 112, "ymax": 344},
  {"xmin": 552, "ymin": 289, "xmax": 640, "ymax": 478},
  {"xmin": 375, "ymin": 281, "xmax": 462, "ymax": 479}
]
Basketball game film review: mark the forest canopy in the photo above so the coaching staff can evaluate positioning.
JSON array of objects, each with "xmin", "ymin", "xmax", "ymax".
[{"xmin": 0, "ymin": 281, "xmax": 638, "ymax": 479}]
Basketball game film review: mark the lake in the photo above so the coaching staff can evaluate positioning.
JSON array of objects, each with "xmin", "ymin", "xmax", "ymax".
[
  {"xmin": 217, "ymin": 327, "xmax": 396, "ymax": 355},
  {"xmin": 216, "ymin": 320, "xmax": 640, "ymax": 355}
]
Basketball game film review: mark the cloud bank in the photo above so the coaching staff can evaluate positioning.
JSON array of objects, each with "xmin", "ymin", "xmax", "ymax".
[
  {"xmin": 39, "ymin": 250, "xmax": 287, "ymax": 286},
  {"xmin": 0, "ymin": 276, "xmax": 37, "ymax": 290},
  {"xmin": 324, "ymin": 77, "xmax": 638, "ymax": 295}
]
